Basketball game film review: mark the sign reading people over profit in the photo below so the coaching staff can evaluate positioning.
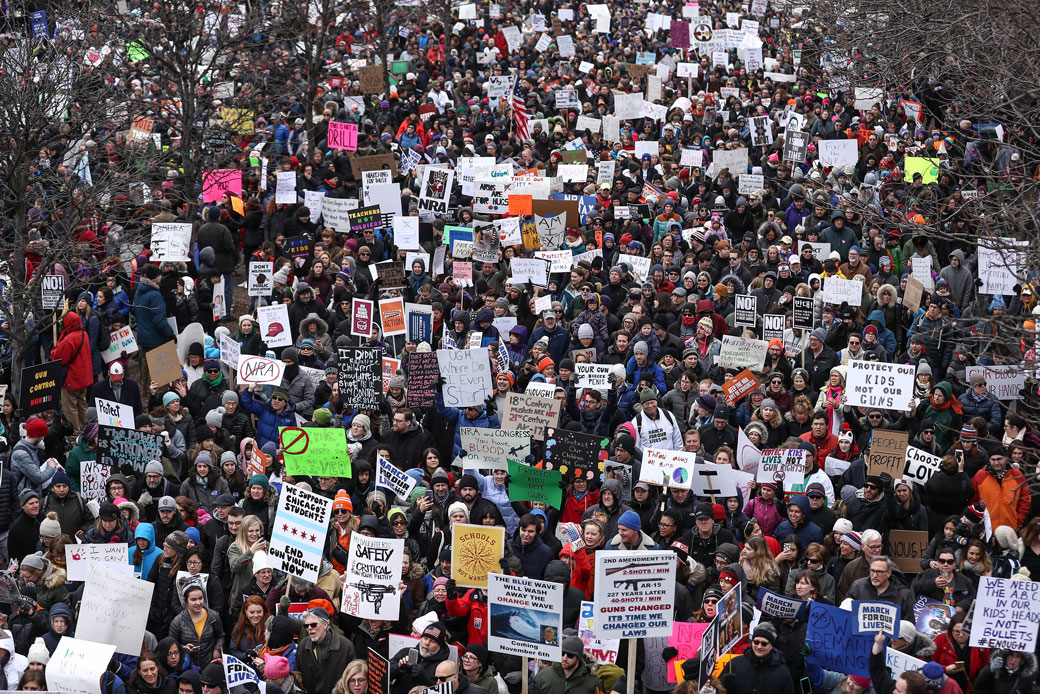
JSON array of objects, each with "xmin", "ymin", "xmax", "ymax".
[
  {"xmin": 268, "ymin": 483, "xmax": 333, "ymax": 582},
  {"xmin": 868, "ymin": 429, "xmax": 909, "ymax": 476},
  {"xmin": 846, "ymin": 361, "xmax": 915, "ymax": 409},
  {"xmin": 97, "ymin": 425, "xmax": 164, "ymax": 475},
  {"xmin": 279, "ymin": 426, "xmax": 351, "ymax": 477},
  {"xmin": 452, "ymin": 523, "xmax": 506, "ymax": 588},
  {"xmin": 488, "ymin": 573, "xmax": 563, "ymax": 661},
  {"xmin": 593, "ymin": 551, "xmax": 677, "ymax": 639},
  {"xmin": 969, "ymin": 576, "xmax": 1040, "ymax": 652}
]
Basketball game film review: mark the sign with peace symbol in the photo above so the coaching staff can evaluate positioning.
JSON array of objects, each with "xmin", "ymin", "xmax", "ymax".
[{"xmin": 693, "ymin": 23, "xmax": 713, "ymax": 41}]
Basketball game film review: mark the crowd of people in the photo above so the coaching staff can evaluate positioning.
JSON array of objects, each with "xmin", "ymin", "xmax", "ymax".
[{"xmin": 1, "ymin": 0, "xmax": 1039, "ymax": 692}]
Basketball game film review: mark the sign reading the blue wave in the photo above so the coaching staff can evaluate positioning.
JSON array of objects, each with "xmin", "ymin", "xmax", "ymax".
[{"xmin": 489, "ymin": 573, "xmax": 562, "ymax": 661}]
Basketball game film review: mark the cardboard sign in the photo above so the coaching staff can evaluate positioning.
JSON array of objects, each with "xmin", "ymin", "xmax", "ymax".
[
  {"xmin": 77, "ymin": 563, "xmax": 154, "ymax": 655},
  {"xmin": 437, "ymin": 347, "xmax": 493, "ymax": 407},
  {"xmin": 20, "ymin": 360, "xmax": 62, "ymax": 415},
  {"xmin": 821, "ymin": 276, "xmax": 863, "ymax": 307},
  {"xmin": 756, "ymin": 448, "xmax": 805, "ymax": 485},
  {"xmin": 376, "ymin": 454, "xmax": 418, "ymax": 501},
  {"xmin": 969, "ymin": 575, "xmax": 1040, "ymax": 651},
  {"xmin": 854, "ymin": 601, "xmax": 900, "ymax": 638},
  {"xmin": 574, "ymin": 363, "xmax": 613, "ymax": 390},
  {"xmin": 268, "ymin": 484, "xmax": 333, "ymax": 582},
  {"xmin": 640, "ymin": 448, "xmax": 698, "ymax": 488},
  {"xmin": 145, "ymin": 342, "xmax": 183, "ymax": 386},
  {"xmin": 868, "ymin": 429, "xmax": 909, "ymax": 477},
  {"xmin": 406, "ymin": 352, "xmax": 439, "ymax": 408},
  {"xmin": 279, "ymin": 426, "xmax": 351, "ymax": 477},
  {"xmin": 721, "ymin": 369, "xmax": 760, "ymax": 403},
  {"xmin": 501, "ymin": 392, "xmax": 560, "ymax": 441},
  {"xmin": 507, "ymin": 461, "xmax": 562, "ymax": 508},
  {"xmin": 460, "ymin": 427, "xmax": 531, "ymax": 469},
  {"xmin": 97, "ymin": 425, "xmax": 164, "ymax": 475},
  {"xmin": 594, "ymin": 551, "xmax": 676, "ymax": 639},
  {"xmin": 257, "ymin": 303, "xmax": 293, "ymax": 348},
  {"xmin": 236, "ymin": 355, "xmax": 285, "ymax": 386},
  {"xmin": 666, "ymin": 620, "xmax": 710, "ymax": 682},
  {"xmin": 846, "ymin": 361, "xmax": 915, "ymax": 410},
  {"xmin": 202, "ymin": 169, "xmax": 242, "ymax": 202},
  {"xmin": 368, "ymin": 649, "xmax": 390, "ymax": 694},
  {"xmin": 452, "ymin": 523, "xmax": 506, "ymax": 588},
  {"xmin": 342, "ymin": 534, "xmax": 403, "ymax": 620},
  {"xmin": 717, "ymin": 583, "xmax": 744, "ymax": 655},
  {"xmin": 339, "ymin": 346, "xmax": 381, "ymax": 409},
  {"xmin": 890, "ymin": 529, "xmax": 929, "ymax": 574},
  {"xmin": 489, "ymin": 573, "xmax": 563, "ymax": 660}
]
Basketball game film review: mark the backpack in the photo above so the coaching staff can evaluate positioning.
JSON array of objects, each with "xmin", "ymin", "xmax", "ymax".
[{"xmin": 95, "ymin": 310, "xmax": 112, "ymax": 351}]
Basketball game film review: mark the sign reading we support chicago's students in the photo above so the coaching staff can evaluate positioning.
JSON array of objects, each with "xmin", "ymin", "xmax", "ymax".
[{"xmin": 268, "ymin": 484, "xmax": 333, "ymax": 582}]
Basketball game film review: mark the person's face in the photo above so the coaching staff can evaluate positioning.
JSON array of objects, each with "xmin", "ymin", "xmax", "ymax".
[
  {"xmin": 450, "ymin": 511, "xmax": 468, "ymax": 524},
  {"xmin": 795, "ymin": 575, "xmax": 813, "ymax": 599},
  {"xmin": 246, "ymin": 603, "xmax": 264, "ymax": 625},
  {"xmin": 869, "ymin": 560, "xmax": 891, "ymax": 587},
  {"xmin": 863, "ymin": 479, "xmax": 880, "ymax": 500},
  {"xmin": 990, "ymin": 454, "xmax": 1007, "ymax": 472},
  {"xmin": 812, "ymin": 418, "xmax": 827, "ymax": 438},
  {"xmin": 966, "ymin": 545, "xmax": 982, "ymax": 563},
  {"xmin": 140, "ymin": 659, "xmax": 159, "ymax": 685},
  {"xmin": 807, "ymin": 492, "xmax": 824, "ymax": 509},
  {"xmin": 951, "ymin": 621, "xmax": 969, "ymax": 645},
  {"xmin": 460, "ymin": 485, "xmax": 477, "ymax": 502},
  {"xmin": 348, "ymin": 670, "xmax": 368, "ymax": 694},
  {"xmin": 165, "ymin": 644, "xmax": 181, "ymax": 667},
  {"xmin": 419, "ymin": 635, "xmax": 439, "ymax": 657},
  {"xmin": 22, "ymin": 497, "xmax": 40, "ymax": 516},
  {"xmin": 696, "ymin": 516, "xmax": 714, "ymax": 536},
  {"xmin": 247, "ymin": 522, "xmax": 262, "ymax": 543},
  {"xmin": 751, "ymin": 636, "xmax": 773, "ymax": 658},
  {"xmin": 304, "ymin": 617, "xmax": 328, "ymax": 641},
  {"xmin": 179, "ymin": 682, "xmax": 196, "ymax": 694},
  {"xmin": 187, "ymin": 591, "xmax": 205, "ymax": 612},
  {"xmin": 51, "ymin": 615, "xmax": 68, "ymax": 634},
  {"xmin": 257, "ymin": 568, "xmax": 273, "ymax": 585},
  {"xmin": 583, "ymin": 524, "xmax": 603, "ymax": 547},
  {"xmin": 788, "ymin": 504, "xmax": 804, "ymax": 524},
  {"xmin": 432, "ymin": 584, "xmax": 447, "ymax": 600}
]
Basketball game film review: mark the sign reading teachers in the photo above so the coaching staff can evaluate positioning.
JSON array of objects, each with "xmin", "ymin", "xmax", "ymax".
[
  {"xmin": 268, "ymin": 483, "xmax": 333, "ymax": 582},
  {"xmin": 969, "ymin": 575, "xmax": 1040, "ymax": 651},
  {"xmin": 488, "ymin": 573, "xmax": 563, "ymax": 661}
]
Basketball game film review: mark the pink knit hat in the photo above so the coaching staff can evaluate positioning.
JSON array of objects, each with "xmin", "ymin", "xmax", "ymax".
[{"xmin": 264, "ymin": 655, "xmax": 290, "ymax": 680}]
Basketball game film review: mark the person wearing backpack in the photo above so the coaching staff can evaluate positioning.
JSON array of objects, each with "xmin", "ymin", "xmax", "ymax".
[
  {"xmin": 11, "ymin": 418, "xmax": 59, "ymax": 496},
  {"xmin": 631, "ymin": 389, "xmax": 684, "ymax": 451},
  {"xmin": 50, "ymin": 311, "xmax": 94, "ymax": 432}
]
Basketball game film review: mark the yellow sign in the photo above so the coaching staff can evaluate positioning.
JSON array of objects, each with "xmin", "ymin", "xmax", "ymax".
[
  {"xmin": 220, "ymin": 108, "xmax": 256, "ymax": 135},
  {"xmin": 903, "ymin": 156, "xmax": 940, "ymax": 184},
  {"xmin": 451, "ymin": 523, "xmax": 505, "ymax": 588}
]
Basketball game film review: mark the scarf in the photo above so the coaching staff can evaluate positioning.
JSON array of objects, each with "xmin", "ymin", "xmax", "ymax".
[
  {"xmin": 930, "ymin": 392, "xmax": 963, "ymax": 414},
  {"xmin": 203, "ymin": 371, "xmax": 223, "ymax": 387}
]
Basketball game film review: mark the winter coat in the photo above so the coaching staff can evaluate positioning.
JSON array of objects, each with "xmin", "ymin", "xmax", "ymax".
[
  {"xmin": 89, "ymin": 377, "xmax": 144, "ymax": 417},
  {"xmin": 846, "ymin": 575, "xmax": 915, "ymax": 617},
  {"xmin": 18, "ymin": 559, "xmax": 68, "ymax": 610},
  {"xmin": 720, "ymin": 646, "xmax": 797, "ymax": 694},
  {"xmin": 435, "ymin": 392, "xmax": 501, "ymax": 458},
  {"xmin": 972, "ymin": 464, "xmax": 1031, "ymax": 530},
  {"xmin": 534, "ymin": 659, "xmax": 603, "ymax": 694},
  {"xmin": 479, "ymin": 474, "xmax": 520, "ymax": 536},
  {"xmin": 11, "ymin": 439, "xmax": 55, "ymax": 495},
  {"xmin": 240, "ymin": 389, "xmax": 298, "ymax": 449},
  {"xmin": 933, "ymin": 632, "xmax": 989, "ymax": 694},
  {"xmin": 0, "ymin": 633, "xmax": 28, "ymax": 688},
  {"xmin": 958, "ymin": 389, "xmax": 1002, "ymax": 434},
  {"xmin": 972, "ymin": 650, "xmax": 1038, "ymax": 694},
  {"xmin": 131, "ymin": 522, "xmax": 163, "ymax": 580},
  {"xmin": 42, "ymin": 489, "xmax": 93, "ymax": 538},
  {"xmin": 197, "ymin": 221, "xmax": 237, "ymax": 274},
  {"xmin": 168, "ymin": 608, "xmax": 224, "ymax": 659},
  {"xmin": 940, "ymin": 250, "xmax": 975, "ymax": 309},
  {"xmin": 389, "ymin": 642, "xmax": 450, "ymax": 694},
  {"xmin": 51, "ymin": 311, "xmax": 94, "ymax": 390},
  {"xmin": 510, "ymin": 531, "xmax": 554, "ymax": 580},
  {"xmin": 134, "ymin": 278, "xmax": 176, "ymax": 349},
  {"xmin": 866, "ymin": 309, "xmax": 898, "ymax": 360}
]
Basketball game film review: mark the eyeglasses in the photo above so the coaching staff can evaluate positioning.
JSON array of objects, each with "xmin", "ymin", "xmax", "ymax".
[
  {"xmin": 271, "ymin": 396, "xmax": 286, "ymax": 401},
  {"xmin": 752, "ymin": 639, "xmax": 772, "ymax": 647},
  {"xmin": 334, "ymin": 509, "xmax": 350, "ymax": 515},
  {"xmin": 349, "ymin": 678, "xmax": 367, "ymax": 685},
  {"xmin": 807, "ymin": 494, "xmax": 824, "ymax": 500},
  {"xmin": 359, "ymin": 252, "xmax": 371, "ymax": 257},
  {"xmin": 865, "ymin": 543, "xmax": 883, "ymax": 550},
  {"xmin": 186, "ymin": 560, "xmax": 203, "ymax": 567},
  {"xmin": 868, "ymin": 414, "xmax": 882, "ymax": 419},
  {"xmin": 205, "ymin": 368, "xmax": 220, "ymax": 374},
  {"xmin": 937, "ymin": 558, "xmax": 955, "ymax": 564},
  {"xmin": 807, "ymin": 557, "xmax": 822, "ymax": 565},
  {"xmin": 703, "ymin": 598, "xmax": 718, "ymax": 605},
  {"xmin": 868, "ymin": 568, "xmax": 890, "ymax": 574},
  {"xmin": 391, "ymin": 519, "xmax": 406, "ymax": 526},
  {"xmin": 304, "ymin": 622, "xmax": 322, "ymax": 629},
  {"xmin": 658, "ymin": 521, "xmax": 675, "ymax": 528},
  {"xmin": 864, "ymin": 484, "xmax": 879, "ymax": 490}
]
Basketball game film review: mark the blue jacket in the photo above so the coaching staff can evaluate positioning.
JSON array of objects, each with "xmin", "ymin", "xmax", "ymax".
[
  {"xmin": 527, "ymin": 324, "xmax": 570, "ymax": 364},
  {"xmin": 625, "ymin": 356, "xmax": 667, "ymax": 394},
  {"xmin": 958, "ymin": 389, "xmax": 1002, "ymax": 433},
  {"xmin": 509, "ymin": 531, "xmax": 554, "ymax": 580},
  {"xmin": 240, "ymin": 389, "xmax": 297, "ymax": 449},
  {"xmin": 867, "ymin": 310, "xmax": 897, "ymax": 360},
  {"xmin": 130, "ymin": 522, "xmax": 163, "ymax": 579},
  {"xmin": 435, "ymin": 391, "xmax": 501, "ymax": 458},
  {"xmin": 11, "ymin": 439, "xmax": 55, "ymax": 495},
  {"xmin": 133, "ymin": 279, "xmax": 175, "ymax": 349}
]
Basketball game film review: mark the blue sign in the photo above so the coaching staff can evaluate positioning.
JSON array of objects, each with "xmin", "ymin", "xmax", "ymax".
[
  {"xmin": 30, "ymin": 11, "xmax": 48, "ymax": 40},
  {"xmin": 805, "ymin": 602, "xmax": 872, "ymax": 678},
  {"xmin": 549, "ymin": 194, "xmax": 597, "ymax": 225}
]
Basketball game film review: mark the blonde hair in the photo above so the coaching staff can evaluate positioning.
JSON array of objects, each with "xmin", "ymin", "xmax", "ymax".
[{"xmin": 233, "ymin": 515, "xmax": 264, "ymax": 554}]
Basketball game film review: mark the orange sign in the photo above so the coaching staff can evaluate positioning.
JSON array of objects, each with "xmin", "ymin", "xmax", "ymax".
[
  {"xmin": 378, "ymin": 297, "xmax": 406, "ymax": 337},
  {"xmin": 508, "ymin": 194, "xmax": 533, "ymax": 216},
  {"xmin": 721, "ymin": 368, "xmax": 760, "ymax": 404}
]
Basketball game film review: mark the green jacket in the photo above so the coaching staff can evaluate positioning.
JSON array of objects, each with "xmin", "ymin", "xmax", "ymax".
[
  {"xmin": 534, "ymin": 660, "xmax": 603, "ymax": 694},
  {"xmin": 64, "ymin": 437, "xmax": 96, "ymax": 493}
]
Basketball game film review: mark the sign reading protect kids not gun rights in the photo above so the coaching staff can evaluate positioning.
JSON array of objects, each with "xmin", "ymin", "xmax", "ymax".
[{"xmin": 593, "ymin": 551, "xmax": 676, "ymax": 639}]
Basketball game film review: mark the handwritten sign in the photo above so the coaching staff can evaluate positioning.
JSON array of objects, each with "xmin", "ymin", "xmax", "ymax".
[
  {"xmin": 327, "ymin": 121, "xmax": 359, "ymax": 150},
  {"xmin": 868, "ymin": 429, "xmax": 909, "ymax": 477},
  {"xmin": 280, "ymin": 427, "xmax": 351, "ymax": 477},
  {"xmin": 969, "ymin": 575, "xmax": 1040, "ymax": 651},
  {"xmin": 757, "ymin": 449, "xmax": 805, "ymax": 485},
  {"xmin": 846, "ymin": 361, "xmax": 915, "ymax": 410},
  {"xmin": 236, "ymin": 355, "xmax": 285, "ymax": 386}
]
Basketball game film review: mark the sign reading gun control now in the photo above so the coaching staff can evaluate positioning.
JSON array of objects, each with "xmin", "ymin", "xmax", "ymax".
[{"xmin": 593, "ymin": 551, "xmax": 676, "ymax": 638}]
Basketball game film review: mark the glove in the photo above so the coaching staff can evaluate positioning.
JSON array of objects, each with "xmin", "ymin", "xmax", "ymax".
[
  {"xmin": 661, "ymin": 647, "xmax": 678, "ymax": 662},
  {"xmin": 445, "ymin": 578, "xmax": 458, "ymax": 599},
  {"xmin": 499, "ymin": 558, "xmax": 512, "ymax": 573},
  {"xmin": 138, "ymin": 491, "xmax": 153, "ymax": 507},
  {"xmin": 484, "ymin": 395, "xmax": 497, "ymax": 415},
  {"xmin": 279, "ymin": 595, "xmax": 291, "ymax": 613},
  {"xmin": 879, "ymin": 472, "xmax": 893, "ymax": 486}
]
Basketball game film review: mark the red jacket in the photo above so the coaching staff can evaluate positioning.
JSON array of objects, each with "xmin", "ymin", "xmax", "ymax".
[
  {"xmin": 51, "ymin": 312, "xmax": 94, "ymax": 391},
  {"xmin": 932, "ymin": 632, "xmax": 989, "ymax": 694},
  {"xmin": 800, "ymin": 431, "xmax": 839, "ymax": 469},
  {"xmin": 446, "ymin": 588, "xmax": 487, "ymax": 645},
  {"xmin": 561, "ymin": 488, "xmax": 600, "ymax": 525}
]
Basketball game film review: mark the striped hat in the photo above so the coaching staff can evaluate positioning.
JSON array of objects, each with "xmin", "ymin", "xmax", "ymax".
[
  {"xmin": 959, "ymin": 424, "xmax": 977, "ymax": 443},
  {"xmin": 841, "ymin": 531, "xmax": 863, "ymax": 551}
]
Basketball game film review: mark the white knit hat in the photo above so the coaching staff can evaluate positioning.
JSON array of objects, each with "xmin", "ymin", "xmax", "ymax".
[{"xmin": 28, "ymin": 637, "xmax": 50, "ymax": 665}]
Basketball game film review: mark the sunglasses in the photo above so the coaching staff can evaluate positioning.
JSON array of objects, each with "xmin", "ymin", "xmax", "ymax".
[
  {"xmin": 391, "ymin": 519, "xmax": 406, "ymax": 526},
  {"xmin": 334, "ymin": 509, "xmax": 350, "ymax": 515},
  {"xmin": 435, "ymin": 676, "xmax": 455, "ymax": 682},
  {"xmin": 271, "ymin": 396, "xmax": 286, "ymax": 401},
  {"xmin": 864, "ymin": 484, "xmax": 879, "ymax": 490},
  {"xmin": 937, "ymin": 558, "xmax": 955, "ymax": 564}
]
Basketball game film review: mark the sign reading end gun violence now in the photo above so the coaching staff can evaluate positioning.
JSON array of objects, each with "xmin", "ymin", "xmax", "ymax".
[
  {"xmin": 268, "ymin": 484, "xmax": 333, "ymax": 583},
  {"xmin": 593, "ymin": 551, "xmax": 677, "ymax": 638}
]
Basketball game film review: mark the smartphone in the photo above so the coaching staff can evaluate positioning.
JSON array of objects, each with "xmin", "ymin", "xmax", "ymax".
[
  {"xmin": 426, "ymin": 490, "xmax": 434, "ymax": 501},
  {"xmin": 407, "ymin": 648, "xmax": 419, "ymax": 666},
  {"xmin": 954, "ymin": 661, "xmax": 965, "ymax": 669},
  {"xmin": 783, "ymin": 543, "xmax": 793, "ymax": 553}
]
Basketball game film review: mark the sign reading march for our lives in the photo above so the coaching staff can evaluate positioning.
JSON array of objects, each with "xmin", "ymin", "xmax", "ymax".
[
  {"xmin": 269, "ymin": 484, "xmax": 333, "ymax": 582},
  {"xmin": 969, "ymin": 575, "xmax": 1040, "ymax": 651},
  {"xmin": 845, "ymin": 361, "xmax": 915, "ymax": 410},
  {"xmin": 756, "ymin": 588, "xmax": 809, "ymax": 620},
  {"xmin": 376, "ymin": 454, "xmax": 417, "ymax": 501},
  {"xmin": 593, "ymin": 551, "xmax": 677, "ymax": 639},
  {"xmin": 223, "ymin": 654, "xmax": 263, "ymax": 693},
  {"xmin": 342, "ymin": 534, "xmax": 404, "ymax": 621},
  {"xmin": 806, "ymin": 602, "xmax": 872, "ymax": 678},
  {"xmin": 854, "ymin": 600, "xmax": 901, "ymax": 638},
  {"xmin": 437, "ymin": 347, "xmax": 493, "ymax": 407},
  {"xmin": 279, "ymin": 426, "xmax": 351, "ymax": 477},
  {"xmin": 489, "ymin": 573, "xmax": 563, "ymax": 661}
]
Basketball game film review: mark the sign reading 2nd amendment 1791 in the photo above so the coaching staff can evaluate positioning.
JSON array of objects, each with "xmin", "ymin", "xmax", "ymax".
[{"xmin": 593, "ymin": 551, "xmax": 676, "ymax": 639}]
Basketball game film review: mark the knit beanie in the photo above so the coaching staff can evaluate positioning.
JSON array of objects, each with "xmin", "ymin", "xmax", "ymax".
[
  {"xmin": 27, "ymin": 637, "xmax": 50, "ymax": 665},
  {"xmin": 205, "ymin": 407, "xmax": 226, "ymax": 428},
  {"xmin": 39, "ymin": 513, "xmax": 62, "ymax": 539}
]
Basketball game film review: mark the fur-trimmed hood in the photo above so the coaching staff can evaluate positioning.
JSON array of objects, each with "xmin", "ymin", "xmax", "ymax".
[
  {"xmin": 989, "ymin": 649, "xmax": 1039, "ymax": 678},
  {"xmin": 299, "ymin": 312, "xmax": 329, "ymax": 337},
  {"xmin": 876, "ymin": 283, "xmax": 898, "ymax": 304}
]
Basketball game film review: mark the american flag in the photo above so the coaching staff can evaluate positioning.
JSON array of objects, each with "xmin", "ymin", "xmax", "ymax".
[{"xmin": 511, "ymin": 78, "xmax": 529, "ymax": 142}]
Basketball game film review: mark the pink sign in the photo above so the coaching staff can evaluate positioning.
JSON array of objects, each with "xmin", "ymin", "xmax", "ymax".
[
  {"xmin": 202, "ymin": 169, "xmax": 243, "ymax": 202},
  {"xmin": 327, "ymin": 122, "xmax": 358, "ymax": 151}
]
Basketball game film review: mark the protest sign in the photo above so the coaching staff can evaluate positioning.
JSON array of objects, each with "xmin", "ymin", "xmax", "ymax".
[
  {"xmin": 151, "ymin": 223, "xmax": 192, "ymax": 261},
  {"xmin": 734, "ymin": 294, "xmax": 757, "ymax": 327},
  {"xmin": 574, "ymin": 363, "xmax": 613, "ymax": 389},
  {"xmin": 593, "ymin": 551, "xmax": 676, "ymax": 638},
  {"xmin": 698, "ymin": 619, "xmax": 719, "ymax": 687},
  {"xmin": 460, "ymin": 427, "xmax": 531, "ymax": 469},
  {"xmin": 822, "ymin": 276, "xmax": 863, "ymax": 306},
  {"xmin": 507, "ymin": 461, "xmax": 562, "ymax": 508},
  {"xmin": 689, "ymin": 464, "xmax": 752, "ymax": 498},
  {"xmin": 339, "ymin": 347, "xmax": 381, "ymax": 409},
  {"xmin": 368, "ymin": 649, "xmax": 390, "ymax": 694},
  {"xmin": 970, "ymin": 575, "xmax": 1040, "ymax": 651},
  {"xmin": 978, "ymin": 236, "xmax": 1025, "ymax": 295},
  {"xmin": 579, "ymin": 601, "xmax": 620, "ymax": 665},
  {"xmin": 717, "ymin": 336, "xmax": 768, "ymax": 370},
  {"xmin": 236, "ymin": 355, "xmax": 285, "ymax": 386},
  {"xmin": 543, "ymin": 427, "xmax": 610, "ymax": 475},
  {"xmin": 640, "ymin": 448, "xmax": 698, "ymax": 488},
  {"xmin": 418, "ymin": 167, "xmax": 454, "ymax": 215},
  {"xmin": 756, "ymin": 588, "xmax": 808, "ymax": 619},
  {"xmin": 97, "ymin": 425, "xmax": 164, "ymax": 475},
  {"xmin": 793, "ymin": 296, "xmax": 815, "ymax": 331},
  {"xmin": 20, "ymin": 361, "xmax": 62, "ymax": 415},
  {"xmin": 269, "ymin": 483, "xmax": 333, "ymax": 582},
  {"xmin": 756, "ymin": 448, "xmax": 805, "ymax": 485},
  {"xmin": 717, "ymin": 583, "xmax": 744, "ymax": 655},
  {"xmin": 102, "ymin": 326, "xmax": 138, "ymax": 363},
  {"xmin": 914, "ymin": 600, "xmax": 955, "ymax": 639},
  {"xmin": 95, "ymin": 398, "xmax": 133, "ymax": 428},
  {"xmin": 890, "ymin": 530, "xmax": 929, "ymax": 574},
  {"xmin": 452, "ymin": 523, "xmax": 506, "ymax": 588},
  {"xmin": 77, "ymin": 563, "xmax": 153, "ymax": 654},
  {"xmin": 202, "ymin": 169, "xmax": 242, "ymax": 202},
  {"xmin": 406, "ymin": 352, "xmax": 439, "ymax": 408},
  {"xmin": 868, "ymin": 429, "xmax": 909, "ymax": 477},
  {"xmin": 219, "ymin": 334, "xmax": 240, "ymax": 370},
  {"xmin": 854, "ymin": 601, "xmax": 900, "ymax": 638},
  {"xmin": 806, "ymin": 602, "xmax": 872, "ymax": 677},
  {"xmin": 342, "ymin": 534, "xmax": 403, "ymax": 620},
  {"xmin": 846, "ymin": 361, "xmax": 915, "ymax": 409},
  {"xmin": 41, "ymin": 274, "xmax": 65, "ymax": 310},
  {"xmin": 762, "ymin": 314, "xmax": 785, "ymax": 342},
  {"xmin": 351, "ymin": 297, "xmax": 375, "ymax": 338},
  {"xmin": 376, "ymin": 454, "xmax": 417, "ymax": 501},
  {"xmin": 721, "ymin": 369, "xmax": 760, "ymax": 404},
  {"xmin": 223, "ymin": 654, "xmax": 263, "ymax": 692},
  {"xmin": 379, "ymin": 297, "xmax": 406, "ymax": 336},
  {"xmin": 488, "ymin": 573, "xmax": 563, "ymax": 660},
  {"xmin": 501, "ymin": 392, "xmax": 560, "ymax": 441},
  {"xmin": 666, "ymin": 620, "xmax": 709, "ymax": 682},
  {"xmin": 257, "ymin": 303, "xmax": 293, "ymax": 348},
  {"xmin": 966, "ymin": 365, "xmax": 1025, "ymax": 400},
  {"xmin": 903, "ymin": 446, "xmax": 942, "ymax": 485},
  {"xmin": 511, "ymin": 257, "xmax": 550, "ymax": 286},
  {"xmin": 275, "ymin": 170, "xmax": 297, "ymax": 204},
  {"xmin": 736, "ymin": 428, "xmax": 763, "ymax": 474},
  {"xmin": 374, "ymin": 261, "xmax": 407, "ymax": 289},
  {"xmin": 64, "ymin": 542, "xmax": 131, "ymax": 581},
  {"xmin": 438, "ymin": 347, "xmax": 493, "ymax": 407},
  {"xmin": 47, "ymin": 636, "xmax": 117, "ymax": 694},
  {"xmin": 903, "ymin": 276, "xmax": 925, "ymax": 313},
  {"xmin": 280, "ymin": 426, "xmax": 351, "ymax": 477},
  {"xmin": 381, "ymin": 357, "xmax": 399, "ymax": 393},
  {"xmin": 406, "ymin": 303, "xmax": 433, "ymax": 344},
  {"xmin": 328, "ymin": 121, "xmax": 359, "ymax": 150},
  {"xmin": 247, "ymin": 261, "xmax": 273, "ymax": 296},
  {"xmin": 818, "ymin": 139, "xmax": 859, "ymax": 168},
  {"xmin": 80, "ymin": 460, "xmax": 111, "ymax": 502}
]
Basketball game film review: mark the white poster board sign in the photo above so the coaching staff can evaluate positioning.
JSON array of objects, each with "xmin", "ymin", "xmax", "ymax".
[
  {"xmin": 593, "ymin": 551, "xmax": 676, "ymax": 639},
  {"xmin": 77, "ymin": 563, "xmax": 154, "ymax": 655},
  {"xmin": 342, "ymin": 534, "xmax": 404, "ymax": 620},
  {"xmin": 488, "ymin": 573, "xmax": 563, "ymax": 661},
  {"xmin": 845, "ymin": 361, "xmax": 915, "ymax": 409}
]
